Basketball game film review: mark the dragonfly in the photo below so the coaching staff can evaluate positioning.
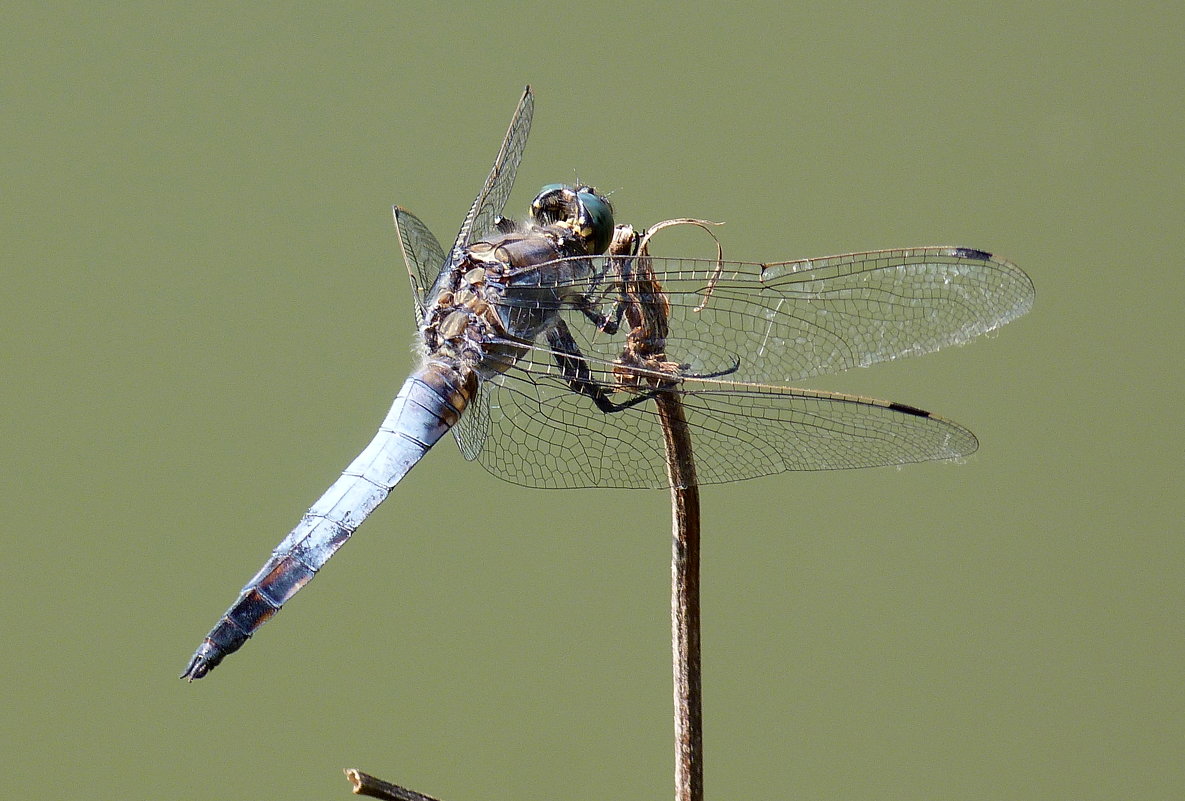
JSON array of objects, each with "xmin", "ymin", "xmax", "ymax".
[{"xmin": 181, "ymin": 86, "xmax": 1034, "ymax": 680}]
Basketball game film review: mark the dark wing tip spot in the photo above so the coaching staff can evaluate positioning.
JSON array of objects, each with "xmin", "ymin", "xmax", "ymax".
[
  {"xmin": 888, "ymin": 401, "xmax": 932, "ymax": 418},
  {"xmin": 952, "ymin": 247, "xmax": 993, "ymax": 261}
]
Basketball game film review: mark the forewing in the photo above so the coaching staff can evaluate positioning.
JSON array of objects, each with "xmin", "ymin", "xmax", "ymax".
[
  {"xmin": 504, "ymin": 247, "xmax": 1035, "ymax": 385},
  {"xmin": 449, "ymin": 86, "xmax": 534, "ymax": 257},
  {"xmin": 392, "ymin": 206, "xmax": 447, "ymax": 324}
]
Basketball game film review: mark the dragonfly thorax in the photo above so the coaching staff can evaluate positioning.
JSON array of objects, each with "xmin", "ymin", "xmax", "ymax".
[{"xmin": 420, "ymin": 223, "xmax": 600, "ymax": 381}]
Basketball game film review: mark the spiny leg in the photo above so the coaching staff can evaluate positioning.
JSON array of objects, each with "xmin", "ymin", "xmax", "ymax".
[
  {"xmin": 568, "ymin": 294, "xmax": 620, "ymax": 335},
  {"xmin": 546, "ymin": 319, "xmax": 654, "ymax": 413}
]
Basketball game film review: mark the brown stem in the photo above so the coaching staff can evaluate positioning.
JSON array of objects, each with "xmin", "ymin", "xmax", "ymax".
[{"xmin": 656, "ymin": 392, "xmax": 703, "ymax": 801}]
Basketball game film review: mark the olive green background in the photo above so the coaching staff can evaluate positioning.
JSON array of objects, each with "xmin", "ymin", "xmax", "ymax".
[{"xmin": 3, "ymin": 2, "xmax": 1180, "ymax": 799}]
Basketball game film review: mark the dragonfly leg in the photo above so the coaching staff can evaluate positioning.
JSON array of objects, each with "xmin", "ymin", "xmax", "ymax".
[
  {"xmin": 567, "ymin": 295, "xmax": 619, "ymax": 334},
  {"xmin": 677, "ymin": 358, "xmax": 741, "ymax": 380},
  {"xmin": 546, "ymin": 320, "xmax": 653, "ymax": 413}
]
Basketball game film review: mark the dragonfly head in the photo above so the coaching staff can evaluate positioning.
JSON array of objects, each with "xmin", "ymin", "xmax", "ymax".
[{"xmin": 529, "ymin": 184, "xmax": 614, "ymax": 255}]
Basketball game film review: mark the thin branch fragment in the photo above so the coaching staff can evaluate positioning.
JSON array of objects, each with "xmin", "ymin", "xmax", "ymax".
[{"xmin": 345, "ymin": 769, "xmax": 444, "ymax": 801}]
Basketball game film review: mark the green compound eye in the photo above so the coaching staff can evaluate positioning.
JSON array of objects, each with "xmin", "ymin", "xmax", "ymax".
[{"xmin": 575, "ymin": 188, "xmax": 614, "ymax": 255}]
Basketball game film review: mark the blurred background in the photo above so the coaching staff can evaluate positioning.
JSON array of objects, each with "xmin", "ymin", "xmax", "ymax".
[{"xmin": 3, "ymin": 2, "xmax": 1181, "ymax": 799}]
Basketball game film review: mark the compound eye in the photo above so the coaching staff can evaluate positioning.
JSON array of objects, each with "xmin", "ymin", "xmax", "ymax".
[
  {"xmin": 575, "ymin": 189, "xmax": 614, "ymax": 254},
  {"xmin": 529, "ymin": 184, "xmax": 573, "ymax": 225}
]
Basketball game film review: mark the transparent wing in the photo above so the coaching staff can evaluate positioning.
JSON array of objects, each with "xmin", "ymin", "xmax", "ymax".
[
  {"xmin": 472, "ymin": 361, "xmax": 978, "ymax": 489},
  {"xmin": 449, "ymin": 86, "xmax": 534, "ymax": 257},
  {"xmin": 500, "ymin": 246, "xmax": 1034, "ymax": 385},
  {"xmin": 392, "ymin": 206, "xmax": 447, "ymax": 324},
  {"xmin": 462, "ymin": 246, "xmax": 1033, "ymax": 488},
  {"xmin": 392, "ymin": 87, "xmax": 532, "ymax": 323},
  {"xmin": 438, "ymin": 86, "xmax": 533, "ymax": 458}
]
